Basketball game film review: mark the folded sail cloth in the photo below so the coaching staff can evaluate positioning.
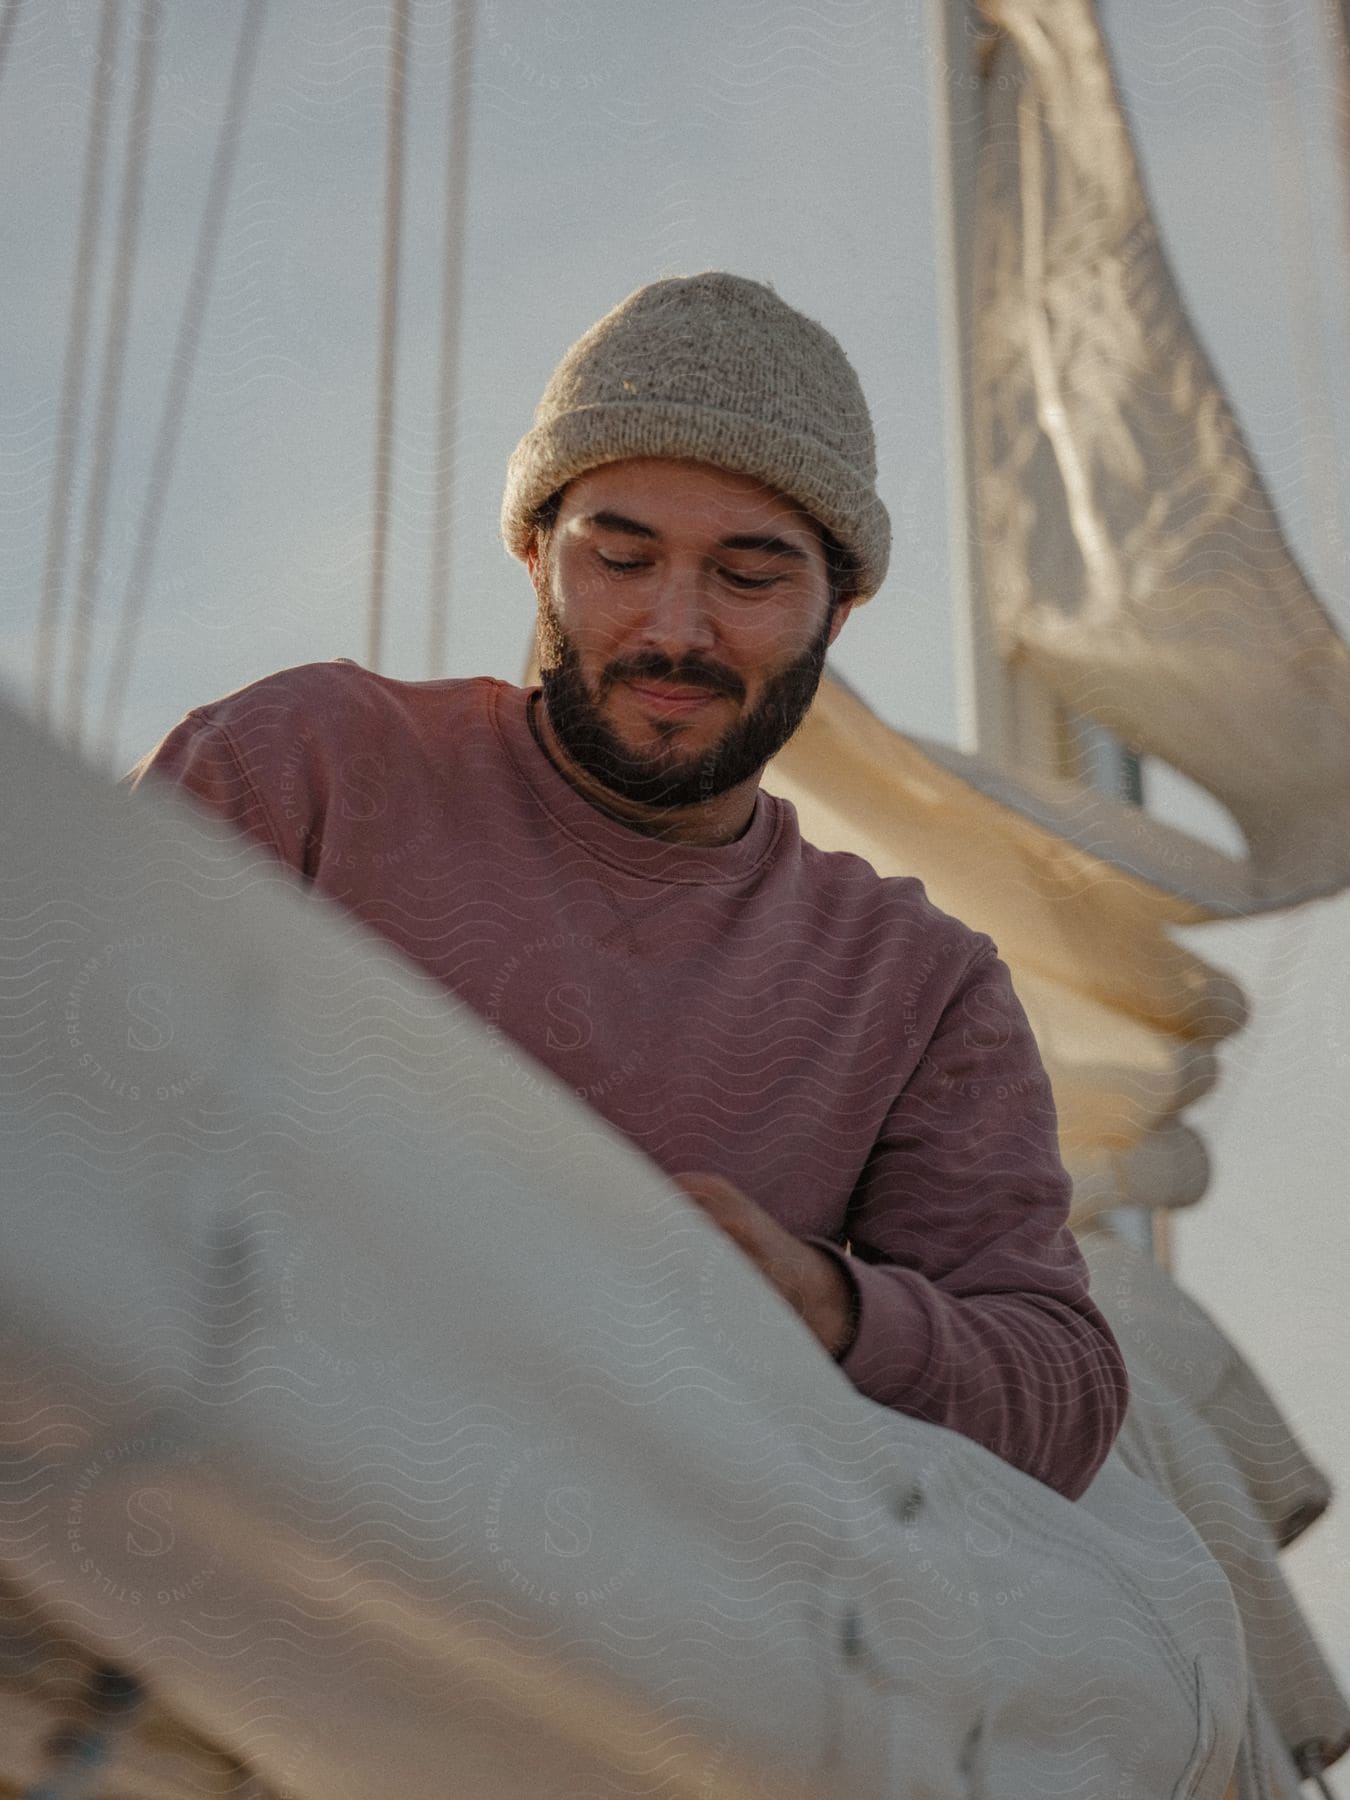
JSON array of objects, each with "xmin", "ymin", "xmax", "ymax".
[
  {"xmin": 0, "ymin": 1579, "xmax": 277, "ymax": 1799},
  {"xmin": 760, "ymin": 672, "xmax": 1249, "ymax": 1227},
  {"xmin": 0, "ymin": 694, "xmax": 1248, "ymax": 1800},
  {"xmin": 1231, "ymin": 1685, "xmax": 1309, "ymax": 1800},
  {"xmin": 1078, "ymin": 1226, "xmax": 1348, "ymax": 1782},
  {"xmin": 1076, "ymin": 1229, "xmax": 1333, "ymax": 1549}
]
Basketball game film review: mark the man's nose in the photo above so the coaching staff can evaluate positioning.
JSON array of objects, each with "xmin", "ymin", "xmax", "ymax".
[{"xmin": 633, "ymin": 566, "xmax": 718, "ymax": 658}]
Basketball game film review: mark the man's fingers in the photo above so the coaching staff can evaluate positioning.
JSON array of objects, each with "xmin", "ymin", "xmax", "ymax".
[
  {"xmin": 670, "ymin": 1174, "xmax": 847, "ymax": 1355},
  {"xmin": 672, "ymin": 1171, "xmax": 747, "ymax": 1212},
  {"xmin": 673, "ymin": 1173, "xmax": 789, "ymax": 1278}
]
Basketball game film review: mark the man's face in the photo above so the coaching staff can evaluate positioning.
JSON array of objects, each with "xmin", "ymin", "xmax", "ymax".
[{"xmin": 530, "ymin": 458, "xmax": 852, "ymax": 809}]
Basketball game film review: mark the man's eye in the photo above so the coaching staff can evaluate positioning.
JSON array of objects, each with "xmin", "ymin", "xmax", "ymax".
[
  {"xmin": 722, "ymin": 570, "xmax": 780, "ymax": 591},
  {"xmin": 596, "ymin": 552, "xmax": 648, "ymax": 572}
]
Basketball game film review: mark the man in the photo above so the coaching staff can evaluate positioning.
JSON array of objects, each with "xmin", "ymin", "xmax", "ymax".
[{"xmin": 128, "ymin": 271, "xmax": 1127, "ymax": 1502}]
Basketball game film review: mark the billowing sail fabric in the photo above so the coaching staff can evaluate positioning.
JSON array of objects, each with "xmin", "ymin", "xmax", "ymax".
[
  {"xmin": 0, "ymin": 695, "xmax": 1251, "ymax": 1800},
  {"xmin": 973, "ymin": 0, "xmax": 1350, "ymax": 906},
  {"xmin": 1079, "ymin": 1227, "xmax": 1350, "ymax": 1786},
  {"xmin": 761, "ymin": 671, "xmax": 1245, "ymax": 1224}
]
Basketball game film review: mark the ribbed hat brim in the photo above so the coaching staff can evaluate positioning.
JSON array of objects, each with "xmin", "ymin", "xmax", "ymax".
[{"xmin": 502, "ymin": 403, "xmax": 890, "ymax": 601}]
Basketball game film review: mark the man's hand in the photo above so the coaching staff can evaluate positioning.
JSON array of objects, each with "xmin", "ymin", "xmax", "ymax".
[{"xmin": 673, "ymin": 1172, "xmax": 856, "ymax": 1360}]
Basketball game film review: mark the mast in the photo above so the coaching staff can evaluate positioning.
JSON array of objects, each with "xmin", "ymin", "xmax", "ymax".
[{"xmin": 927, "ymin": 0, "xmax": 1012, "ymax": 766}]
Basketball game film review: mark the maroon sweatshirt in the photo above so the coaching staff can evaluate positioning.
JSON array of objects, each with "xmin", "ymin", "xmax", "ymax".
[{"xmin": 127, "ymin": 658, "xmax": 1127, "ymax": 1500}]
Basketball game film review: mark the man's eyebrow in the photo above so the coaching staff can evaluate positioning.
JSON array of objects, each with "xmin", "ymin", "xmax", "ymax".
[
  {"xmin": 581, "ymin": 511, "xmax": 809, "ymax": 562},
  {"xmin": 581, "ymin": 510, "xmax": 659, "ymax": 540},
  {"xmin": 718, "ymin": 533, "xmax": 809, "ymax": 563}
]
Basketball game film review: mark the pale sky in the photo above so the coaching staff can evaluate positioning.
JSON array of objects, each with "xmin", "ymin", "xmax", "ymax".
[{"xmin": 2, "ymin": 0, "xmax": 1349, "ymax": 1771}]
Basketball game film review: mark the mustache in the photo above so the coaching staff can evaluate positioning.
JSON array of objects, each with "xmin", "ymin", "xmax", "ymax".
[{"xmin": 602, "ymin": 654, "xmax": 744, "ymax": 702}]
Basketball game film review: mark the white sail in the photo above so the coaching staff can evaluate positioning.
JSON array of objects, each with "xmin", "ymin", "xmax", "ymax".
[{"xmin": 972, "ymin": 0, "xmax": 1350, "ymax": 906}]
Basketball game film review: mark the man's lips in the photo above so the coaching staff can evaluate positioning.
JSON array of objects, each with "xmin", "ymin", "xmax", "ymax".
[{"xmin": 625, "ymin": 681, "xmax": 726, "ymax": 717}]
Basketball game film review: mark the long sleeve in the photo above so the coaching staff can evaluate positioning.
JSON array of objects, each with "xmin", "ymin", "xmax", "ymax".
[{"xmin": 808, "ymin": 944, "xmax": 1128, "ymax": 1501}]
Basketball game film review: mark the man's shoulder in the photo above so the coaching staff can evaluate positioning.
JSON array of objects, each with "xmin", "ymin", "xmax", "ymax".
[
  {"xmin": 129, "ymin": 661, "xmax": 524, "ymax": 865},
  {"xmin": 174, "ymin": 661, "xmax": 521, "ymax": 770},
  {"xmin": 187, "ymin": 659, "xmax": 511, "ymax": 730},
  {"xmin": 790, "ymin": 823, "xmax": 995, "ymax": 970}
]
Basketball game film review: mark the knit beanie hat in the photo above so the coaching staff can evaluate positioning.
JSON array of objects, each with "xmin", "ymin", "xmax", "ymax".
[{"xmin": 500, "ymin": 272, "xmax": 890, "ymax": 602}]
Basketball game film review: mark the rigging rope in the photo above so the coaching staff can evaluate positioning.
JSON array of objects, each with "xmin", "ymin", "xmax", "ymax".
[
  {"xmin": 366, "ymin": 0, "xmax": 412, "ymax": 675},
  {"xmin": 31, "ymin": 0, "xmax": 121, "ymax": 726},
  {"xmin": 96, "ymin": 0, "xmax": 267, "ymax": 764},
  {"xmin": 0, "ymin": 0, "xmax": 24, "ymax": 102},
  {"xmin": 1330, "ymin": 0, "xmax": 1350, "ymax": 360},
  {"xmin": 1261, "ymin": 0, "xmax": 1350, "ymax": 604},
  {"xmin": 62, "ymin": 0, "xmax": 162, "ymax": 753},
  {"xmin": 427, "ymin": 0, "xmax": 477, "ymax": 679}
]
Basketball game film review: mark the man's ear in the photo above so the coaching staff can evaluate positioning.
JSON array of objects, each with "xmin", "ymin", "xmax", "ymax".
[{"xmin": 826, "ymin": 599, "xmax": 855, "ymax": 649}]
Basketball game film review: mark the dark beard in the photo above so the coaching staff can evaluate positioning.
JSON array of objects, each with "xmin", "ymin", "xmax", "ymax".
[{"xmin": 535, "ymin": 592, "xmax": 834, "ymax": 810}]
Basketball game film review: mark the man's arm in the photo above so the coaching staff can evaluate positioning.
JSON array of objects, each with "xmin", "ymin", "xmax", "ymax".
[
  {"xmin": 683, "ymin": 942, "xmax": 1127, "ymax": 1502},
  {"xmin": 804, "ymin": 943, "xmax": 1128, "ymax": 1501}
]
